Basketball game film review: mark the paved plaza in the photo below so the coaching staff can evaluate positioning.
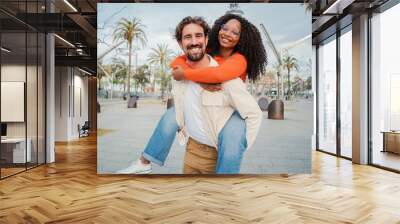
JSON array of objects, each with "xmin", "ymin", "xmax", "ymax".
[{"xmin": 98, "ymin": 98, "xmax": 313, "ymax": 174}]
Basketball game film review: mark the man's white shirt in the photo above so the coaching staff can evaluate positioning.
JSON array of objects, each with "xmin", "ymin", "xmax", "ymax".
[{"xmin": 183, "ymin": 56, "xmax": 218, "ymax": 147}]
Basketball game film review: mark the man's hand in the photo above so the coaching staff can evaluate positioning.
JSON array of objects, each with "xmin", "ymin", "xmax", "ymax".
[
  {"xmin": 200, "ymin": 83, "xmax": 222, "ymax": 92},
  {"xmin": 172, "ymin": 65, "xmax": 185, "ymax": 81}
]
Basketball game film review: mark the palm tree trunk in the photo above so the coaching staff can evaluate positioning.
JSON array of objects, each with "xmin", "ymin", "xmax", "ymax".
[
  {"xmin": 127, "ymin": 43, "xmax": 132, "ymax": 105},
  {"xmin": 277, "ymin": 72, "xmax": 281, "ymax": 99},
  {"xmin": 161, "ymin": 66, "xmax": 165, "ymax": 98},
  {"xmin": 152, "ymin": 78, "xmax": 156, "ymax": 94},
  {"xmin": 287, "ymin": 68, "xmax": 291, "ymax": 100},
  {"xmin": 111, "ymin": 73, "xmax": 114, "ymax": 100},
  {"xmin": 281, "ymin": 75, "xmax": 284, "ymax": 100}
]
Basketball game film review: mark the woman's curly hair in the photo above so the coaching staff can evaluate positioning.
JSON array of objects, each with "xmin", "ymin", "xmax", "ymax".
[{"xmin": 207, "ymin": 14, "xmax": 268, "ymax": 82}]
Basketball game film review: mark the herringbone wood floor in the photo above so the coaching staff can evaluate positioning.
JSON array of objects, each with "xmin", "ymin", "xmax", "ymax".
[{"xmin": 1, "ymin": 134, "xmax": 400, "ymax": 224}]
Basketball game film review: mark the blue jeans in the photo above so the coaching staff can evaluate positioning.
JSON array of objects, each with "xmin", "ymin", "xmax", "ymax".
[{"xmin": 142, "ymin": 107, "xmax": 247, "ymax": 174}]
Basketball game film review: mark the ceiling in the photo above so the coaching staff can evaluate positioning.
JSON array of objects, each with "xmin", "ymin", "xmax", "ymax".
[
  {"xmin": 310, "ymin": 0, "xmax": 389, "ymax": 43},
  {"xmin": 0, "ymin": 0, "xmax": 97, "ymax": 75},
  {"xmin": 94, "ymin": 0, "xmax": 392, "ymax": 45},
  {"xmin": 0, "ymin": 0, "xmax": 395, "ymax": 75}
]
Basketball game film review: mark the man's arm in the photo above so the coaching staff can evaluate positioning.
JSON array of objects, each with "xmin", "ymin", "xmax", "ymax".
[{"xmin": 223, "ymin": 79, "xmax": 263, "ymax": 150}]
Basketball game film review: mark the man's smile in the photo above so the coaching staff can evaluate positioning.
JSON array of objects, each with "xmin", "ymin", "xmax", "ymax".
[{"xmin": 188, "ymin": 47, "xmax": 202, "ymax": 54}]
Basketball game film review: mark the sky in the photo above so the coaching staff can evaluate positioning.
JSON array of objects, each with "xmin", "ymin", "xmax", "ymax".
[{"xmin": 98, "ymin": 3, "xmax": 312, "ymax": 77}]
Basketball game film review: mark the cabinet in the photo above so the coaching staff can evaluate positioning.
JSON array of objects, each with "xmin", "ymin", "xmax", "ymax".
[{"xmin": 382, "ymin": 131, "xmax": 400, "ymax": 154}]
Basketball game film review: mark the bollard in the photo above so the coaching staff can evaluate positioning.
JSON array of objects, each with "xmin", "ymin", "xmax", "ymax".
[
  {"xmin": 268, "ymin": 99, "xmax": 284, "ymax": 120},
  {"xmin": 257, "ymin": 97, "xmax": 269, "ymax": 111}
]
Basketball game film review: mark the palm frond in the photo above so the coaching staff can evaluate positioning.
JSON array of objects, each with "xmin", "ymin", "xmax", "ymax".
[{"xmin": 113, "ymin": 17, "xmax": 147, "ymax": 47}]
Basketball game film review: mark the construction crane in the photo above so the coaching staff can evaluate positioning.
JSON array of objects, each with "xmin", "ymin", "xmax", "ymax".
[
  {"xmin": 97, "ymin": 40, "xmax": 124, "ymax": 61},
  {"xmin": 259, "ymin": 23, "xmax": 311, "ymax": 99},
  {"xmin": 260, "ymin": 23, "xmax": 282, "ymax": 65},
  {"xmin": 260, "ymin": 23, "xmax": 283, "ymax": 99}
]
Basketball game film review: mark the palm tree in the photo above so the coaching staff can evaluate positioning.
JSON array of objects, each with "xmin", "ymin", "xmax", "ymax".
[
  {"xmin": 147, "ymin": 43, "xmax": 174, "ymax": 98},
  {"xmin": 147, "ymin": 43, "xmax": 174, "ymax": 70},
  {"xmin": 160, "ymin": 72, "xmax": 173, "ymax": 98},
  {"xmin": 111, "ymin": 58, "xmax": 128, "ymax": 92},
  {"xmin": 273, "ymin": 63, "xmax": 283, "ymax": 99},
  {"xmin": 292, "ymin": 75, "xmax": 304, "ymax": 96},
  {"xmin": 97, "ymin": 62, "xmax": 106, "ymax": 90},
  {"xmin": 113, "ymin": 17, "xmax": 147, "ymax": 106},
  {"xmin": 282, "ymin": 54, "xmax": 299, "ymax": 100},
  {"xmin": 134, "ymin": 65, "xmax": 151, "ymax": 93}
]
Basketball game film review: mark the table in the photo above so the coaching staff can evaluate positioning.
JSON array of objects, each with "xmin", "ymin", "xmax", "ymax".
[{"xmin": 1, "ymin": 138, "xmax": 31, "ymax": 163}]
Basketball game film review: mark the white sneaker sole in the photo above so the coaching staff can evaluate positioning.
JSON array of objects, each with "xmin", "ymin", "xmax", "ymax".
[
  {"xmin": 116, "ymin": 168, "xmax": 152, "ymax": 174},
  {"xmin": 132, "ymin": 169, "xmax": 152, "ymax": 174}
]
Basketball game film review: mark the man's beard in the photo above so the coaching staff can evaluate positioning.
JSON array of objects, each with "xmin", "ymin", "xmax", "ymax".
[
  {"xmin": 187, "ymin": 52, "xmax": 205, "ymax": 61},
  {"xmin": 185, "ymin": 44, "xmax": 205, "ymax": 62}
]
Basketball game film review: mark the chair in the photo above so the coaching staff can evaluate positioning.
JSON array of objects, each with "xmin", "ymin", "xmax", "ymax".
[{"xmin": 78, "ymin": 121, "xmax": 90, "ymax": 138}]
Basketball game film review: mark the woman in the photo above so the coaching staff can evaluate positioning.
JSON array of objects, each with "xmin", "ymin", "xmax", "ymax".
[{"xmin": 117, "ymin": 14, "xmax": 267, "ymax": 174}]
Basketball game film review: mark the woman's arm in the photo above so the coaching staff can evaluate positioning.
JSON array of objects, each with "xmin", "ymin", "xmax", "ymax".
[
  {"xmin": 170, "ymin": 55, "xmax": 190, "ymax": 70},
  {"xmin": 170, "ymin": 53, "xmax": 247, "ymax": 84}
]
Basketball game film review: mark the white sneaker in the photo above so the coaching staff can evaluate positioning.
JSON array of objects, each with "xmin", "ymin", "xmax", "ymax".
[{"xmin": 116, "ymin": 159, "xmax": 152, "ymax": 174}]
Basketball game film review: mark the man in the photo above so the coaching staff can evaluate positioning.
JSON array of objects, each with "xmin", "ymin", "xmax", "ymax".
[
  {"xmin": 172, "ymin": 16, "xmax": 262, "ymax": 173},
  {"xmin": 117, "ymin": 16, "xmax": 262, "ymax": 174}
]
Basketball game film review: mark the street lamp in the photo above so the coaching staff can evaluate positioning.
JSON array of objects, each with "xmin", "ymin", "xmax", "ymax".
[{"xmin": 226, "ymin": 3, "xmax": 244, "ymax": 15}]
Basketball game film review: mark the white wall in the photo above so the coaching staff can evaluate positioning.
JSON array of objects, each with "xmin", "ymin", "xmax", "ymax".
[
  {"xmin": 1, "ymin": 65, "xmax": 25, "ymax": 81},
  {"xmin": 1, "ymin": 65, "xmax": 26, "ymax": 139},
  {"xmin": 54, "ymin": 67, "xmax": 89, "ymax": 141},
  {"xmin": 1, "ymin": 63, "xmax": 46, "ymax": 163},
  {"xmin": 71, "ymin": 73, "xmax": 89, "ymax": 138},
  {"xmin": 1, "ymin": 65, "xmax": 25, "ymax": 125},
  {"xmin": 1, "ymin": 65, "xmax": 40, "ymax": 137},
  {"xmin": 1, "ymin": 82, "xmax": 25, "ymax": 122},
  {"xmin": 55, "ymin": 66, "xmax": 70, "ymax": 141}
]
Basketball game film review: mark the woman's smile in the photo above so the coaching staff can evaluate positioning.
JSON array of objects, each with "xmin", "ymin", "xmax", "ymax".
[{"xmin": 220, "ymin": 35, "xmax": 233, "ymax": 44}]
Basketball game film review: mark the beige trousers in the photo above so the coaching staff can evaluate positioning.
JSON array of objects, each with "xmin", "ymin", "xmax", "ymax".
[{"xmin": 183, "ymin": 138, "xmax": 218, "ymax": 174}]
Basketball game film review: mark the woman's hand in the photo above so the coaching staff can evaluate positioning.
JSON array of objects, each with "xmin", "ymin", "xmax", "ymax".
[
  {"xmin": 200, "ymin": 83, "xmax": 222, "ymax": 92},
  {"xmin": 172, "ymin": 65, "xmax": 185, "ymax": 81}
]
